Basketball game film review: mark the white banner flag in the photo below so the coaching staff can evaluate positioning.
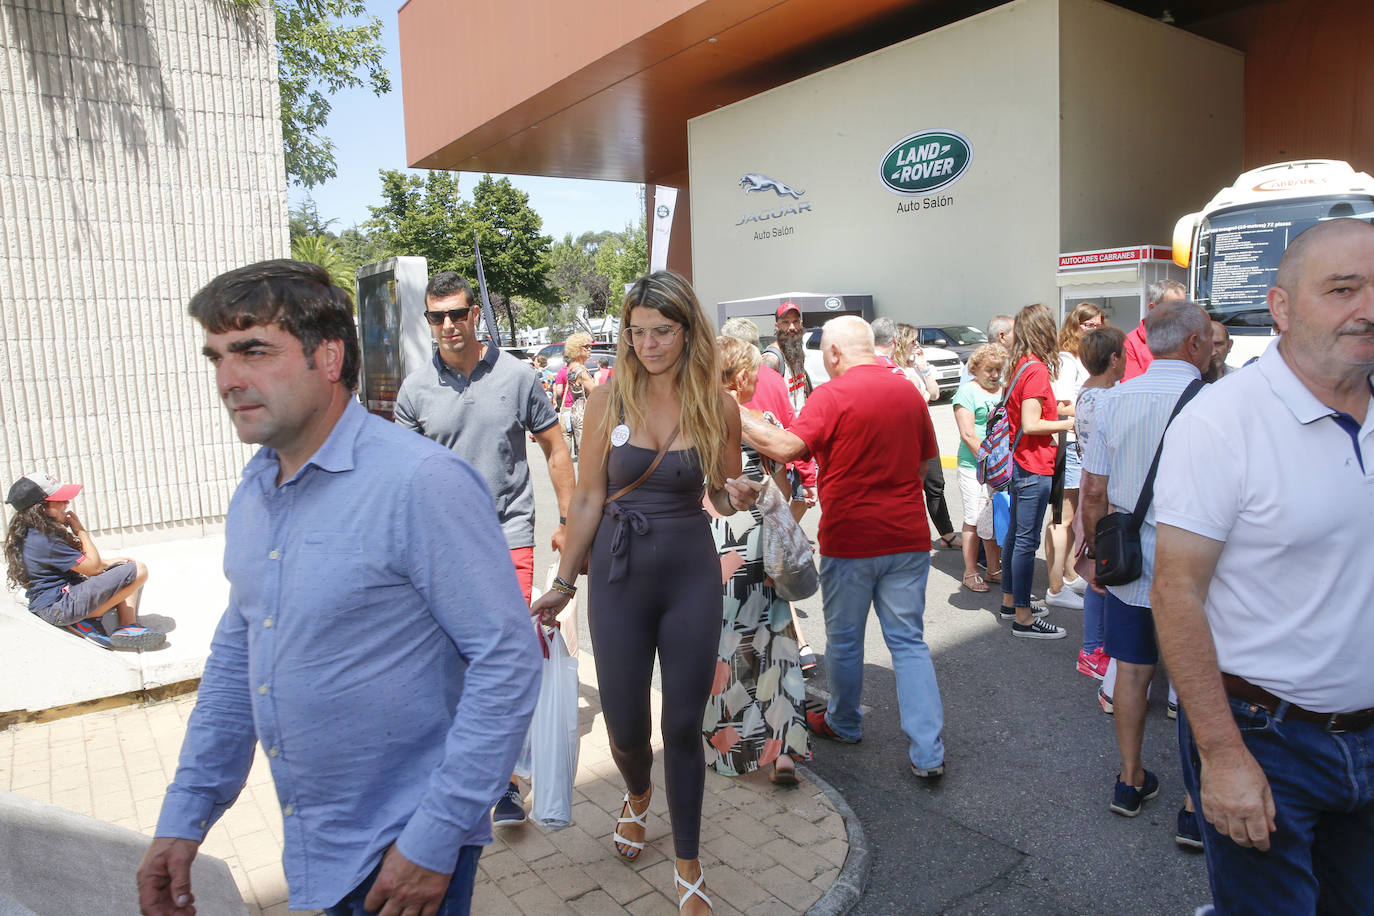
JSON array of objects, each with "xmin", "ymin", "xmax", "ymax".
[{"xmin": 650, "ymin": 186, "xmax": 677, "ymax": 274}]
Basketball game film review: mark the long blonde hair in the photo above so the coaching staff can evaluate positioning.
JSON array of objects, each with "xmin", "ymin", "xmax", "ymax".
[
  {"xmin": 1057, "ymin": 302, "xmax": 1103, "ymax": 356},
  {"xmin": 892, "ymin": 323, "xmax": 920, "ymax": 368},
  {"xmin": 1009, "ymin": 302, "xmax": 1060, "ymax": 382},
  {"xmin": 600, "ymin": 271, "xmax": 730, "ymax": 488}
]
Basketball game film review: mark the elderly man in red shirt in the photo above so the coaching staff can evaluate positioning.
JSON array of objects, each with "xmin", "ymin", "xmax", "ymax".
[{"xmin": 740, "ymin": 316, "xmax": 946, "ymax": 779}]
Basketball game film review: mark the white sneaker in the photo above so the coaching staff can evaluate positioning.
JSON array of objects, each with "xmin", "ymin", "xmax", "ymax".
[
  {"xmin": 1065, "ymin": 575, "xmax": 1089, "ymax": 595},
  {"xmin": 1045, "ymin": 587, "xmax": 1084, "ymax": 610}
]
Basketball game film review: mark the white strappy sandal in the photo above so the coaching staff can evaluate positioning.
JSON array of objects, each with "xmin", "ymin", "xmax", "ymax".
[
  {"xmin": 614, "ymin": 791, "xmax": 649, "ymax": 860},
  {"xmin": 675, "ymin": 865, "xmax": 713, "ymax": 912}
]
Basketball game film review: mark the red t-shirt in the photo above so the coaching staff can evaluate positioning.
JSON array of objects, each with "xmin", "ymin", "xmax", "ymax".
[
  {"xmin": 1122, "ymin": 321, "xmax": 1153, "ymax": 381},
  {"xmin": 1005, "ymin": 356, "xmax": 1059, "ymax": 475},
  {"xmin": 790, "ymin": 363, "xmax": 938, "ymax": 558}
]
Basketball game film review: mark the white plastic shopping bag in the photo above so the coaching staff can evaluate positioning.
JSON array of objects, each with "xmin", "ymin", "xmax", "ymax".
[{"xmin": 530, "ymin": 623, "xmax": 580, "ymax": 830}]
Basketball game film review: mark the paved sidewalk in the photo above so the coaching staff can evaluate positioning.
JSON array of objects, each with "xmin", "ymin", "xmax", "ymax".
[{"xmin": 0, "ymin": 647, "xmax": 851, "ymax": 915}]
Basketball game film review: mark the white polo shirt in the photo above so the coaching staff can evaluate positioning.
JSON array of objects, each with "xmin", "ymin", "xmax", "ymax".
[{"xmin": 1155, "ymin": 341, "xmax": 1374, "ymax": 713}]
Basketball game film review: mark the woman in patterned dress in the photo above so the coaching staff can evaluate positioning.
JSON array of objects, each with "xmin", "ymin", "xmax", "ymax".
[{"xmin": 703, "ymin": 336, "xmax": 812, "ymax": 786}]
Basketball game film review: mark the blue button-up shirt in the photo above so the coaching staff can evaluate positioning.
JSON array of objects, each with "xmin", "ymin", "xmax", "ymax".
[{"xmin": 155, "ymin": 399, "xmax": 540, "ymax": 909}]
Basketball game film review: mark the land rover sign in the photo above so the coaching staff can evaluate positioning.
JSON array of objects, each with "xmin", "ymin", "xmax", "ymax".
[{"xmin": 880, "ymin": 130, "xmax": 972, "ymax": 195}]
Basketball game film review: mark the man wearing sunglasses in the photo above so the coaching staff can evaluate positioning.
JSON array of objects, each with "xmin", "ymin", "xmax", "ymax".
[
  {"xmin": 394, "ymin": 272, "xmax": 575, "ymax": 828},
  {"xmin": 395, "ymin": 272, "xmax": 574, "ymax": 601}
]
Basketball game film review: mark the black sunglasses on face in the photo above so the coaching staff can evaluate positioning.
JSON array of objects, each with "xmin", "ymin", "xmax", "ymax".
[{"xmin": 424, "ymin": 306, "xmax": 473, "ymax": 326}]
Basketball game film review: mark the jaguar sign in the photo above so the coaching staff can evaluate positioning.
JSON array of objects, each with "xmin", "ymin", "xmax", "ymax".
[{"xmin": 880, "ymin": 130, "xmax": 972, "ymax": 195}]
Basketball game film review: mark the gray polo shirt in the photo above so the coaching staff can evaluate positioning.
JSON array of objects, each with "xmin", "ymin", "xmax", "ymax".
[{"xmin": 394, "ymin": 347, "xmax": 559, "ymax": 549}]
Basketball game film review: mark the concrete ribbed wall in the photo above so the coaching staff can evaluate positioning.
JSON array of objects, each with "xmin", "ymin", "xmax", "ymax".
[{"xmin": 0, "ymin": 0, "xmax": 287, "ymax": 541}]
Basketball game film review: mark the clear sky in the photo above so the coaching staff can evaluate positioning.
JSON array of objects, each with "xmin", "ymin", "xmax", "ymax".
[{"xmin": 287, "ymin": 2, "xmax": 644, "ymax": 241}]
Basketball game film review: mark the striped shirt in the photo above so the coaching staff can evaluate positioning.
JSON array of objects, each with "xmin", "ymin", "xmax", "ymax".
[{"xmin": 1082, "ymin": 359, "xmax": 1203, "ymax": 608}]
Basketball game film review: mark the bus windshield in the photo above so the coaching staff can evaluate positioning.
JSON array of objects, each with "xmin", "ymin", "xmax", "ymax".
[{"xmin": 1193, "ymin": 196, "xmax": 1374, "ymax": 330}]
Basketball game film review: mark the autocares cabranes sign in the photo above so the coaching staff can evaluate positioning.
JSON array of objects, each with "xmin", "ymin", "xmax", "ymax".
[{"xmin": 880, "ymin": 129, "xmax": 973, "ymax": 196}]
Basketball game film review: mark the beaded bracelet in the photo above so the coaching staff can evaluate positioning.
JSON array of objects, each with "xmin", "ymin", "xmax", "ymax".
[{"xmin": 550, "ymin": 576, "xmax": 578, "ymax": 597}]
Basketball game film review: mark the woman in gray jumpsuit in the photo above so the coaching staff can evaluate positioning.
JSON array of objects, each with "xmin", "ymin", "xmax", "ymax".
[{"xmin": 532, "ymin": 271, "xmax": 761, "ymax": 916}]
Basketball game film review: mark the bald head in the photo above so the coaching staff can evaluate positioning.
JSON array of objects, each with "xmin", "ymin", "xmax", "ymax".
[
  {"xmin": 1275, "ymin": 218, "xmax": 1374, "ymax": 293},
  {"xmin": 819, "ymin": 315, "xmax": 876, "ymax": 378}
]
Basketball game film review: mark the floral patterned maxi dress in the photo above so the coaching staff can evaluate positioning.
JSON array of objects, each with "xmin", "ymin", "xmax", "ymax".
[{"xmin": 703, "ymin": 441, "xmax": 812, "ymax": 775}]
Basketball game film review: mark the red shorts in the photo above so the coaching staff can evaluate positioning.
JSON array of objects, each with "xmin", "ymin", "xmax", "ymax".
[{"xmin": 510, "ymin": 546, "xmax": 534, "ymax": 604}]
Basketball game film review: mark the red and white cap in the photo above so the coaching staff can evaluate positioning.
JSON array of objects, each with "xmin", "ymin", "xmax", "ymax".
[
  {"xmin": 776, "ymin": 301, "xmax": 801, "ymax": 319},
  {"xmin": 6, "ymin": 472, "xmax": 83, "ymax": 512}
]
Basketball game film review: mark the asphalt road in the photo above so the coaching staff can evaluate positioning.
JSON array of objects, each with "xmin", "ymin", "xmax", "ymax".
[{"xmin": 523, "ymin": 399, "xmax": 1211, "ymax": 915}]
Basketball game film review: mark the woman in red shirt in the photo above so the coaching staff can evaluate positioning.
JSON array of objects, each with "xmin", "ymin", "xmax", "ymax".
[{"xmin": 998, "ymin": 303, "xmax": 1075, "ymax": 638}]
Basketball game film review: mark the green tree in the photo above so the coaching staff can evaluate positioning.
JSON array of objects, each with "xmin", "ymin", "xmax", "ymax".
[
  {"xmin": 591, "ymin": 221, "xmax": 648, "ymax": 315},
  {"xmin": 365, "ymin": 169, "xmax": 471, "ymax": 273},
  {"xmin": 470, "ymin": 176, "xmax": 555, "ymax": 340},
  {"xmin": 291, "ymin": 233, "xmax": 354, "ymax": 294},
  {"xmin": 271, "ymin": 0, "xmax": 390, "ymax": 188},
  {"xmin": 289, "ymin": 196, "xmax": 336, "ymax": 242},
  {"xmin": 336, "ymin": 226, "xmax": 384, "ymax": 270}
]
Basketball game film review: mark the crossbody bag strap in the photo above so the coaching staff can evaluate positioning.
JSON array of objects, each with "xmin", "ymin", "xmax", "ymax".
[
  {"xmin": 605, "ymin": 423, "xmax": 681, "ymax": 505},
  {"xmin": 1000, "ymin": 361, "xmax": 1035, "ymax": 457},
  {"xmin": 1129, "ymin": 378, "xmax": 1205, "ymax": 529}
]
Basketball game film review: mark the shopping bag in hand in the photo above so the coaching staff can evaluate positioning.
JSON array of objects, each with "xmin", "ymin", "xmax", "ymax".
[
  {"xmin": 530, "ymin": 623, "xmax": 580, "ymax": 830},
  {"xmin": 758, "ymin": 477, "xmax": 820, "ymax": 601}
]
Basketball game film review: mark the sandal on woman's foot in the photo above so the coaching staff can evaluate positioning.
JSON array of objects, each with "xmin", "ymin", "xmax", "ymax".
[
  {"xmin": 983, "ymin": 566, "xmax": 1002, "ymax": 584},
  {"xmin": 936, "ymin": 532, "xmax": 962, "ymax": 549},
  {"xmin": 614, "ymin": 791, "xmax": 649, "ymax": 860},
  {"xmin": 675, "ymin": 864, "xmax": 713, "ymax": 913},
  {"xmin": 961, "ymin": 573, "xmax": 989, "ymax": 593},
  {"xmin": 770, "ymin": 755, "xmax": 798, "ymax": 787}
]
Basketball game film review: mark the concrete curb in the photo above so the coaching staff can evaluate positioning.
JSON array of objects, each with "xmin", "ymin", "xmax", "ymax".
[{"xmin": 801, "ymin": 765, "xmax": 870, "ymax": 916}]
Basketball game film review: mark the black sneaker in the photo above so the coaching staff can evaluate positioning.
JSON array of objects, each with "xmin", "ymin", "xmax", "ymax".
[
  {"xmin": 1176, "ymin": 806, "xmax": 1204, "ymax": 849},
  {"xmin": 999, "ymin": 605, "xmax": 1049, "ymax": 621},
  {"xmin": 1011, "ymin": 618, "xmax": 1066, "ymax": 639},
  {"xmin": 1110, "ymin": 770, "xmax": 1160, "ymax": 817},
  {"xmin": 492, "ymin": 781, "xmax": 526, "ymax": 826}
]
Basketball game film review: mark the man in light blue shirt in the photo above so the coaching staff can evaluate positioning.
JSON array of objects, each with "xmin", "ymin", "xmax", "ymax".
[
  {"xmin": 1080, "ymin": 299, "xmax": 1212, "ymax": 828},
  {"xmin": 135, "ymin": 260, "xmax": 540, "ymax": 916}
]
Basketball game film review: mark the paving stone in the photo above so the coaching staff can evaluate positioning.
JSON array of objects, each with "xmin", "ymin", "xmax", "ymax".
[
  {"xmin": 0, "ymin": 645, "xmax": 851, "ymax": 916},
  {"xmin": 501, "ymin": 823, "xmax": 561, "ymax": 863},
  {"xmin": 754, "ymin": 862, "xmax": 823, "ymax": 911},
  {"xmin": 510, "ymin": 882, "xmax": 578, "ymax": 915},
  {"xmin": 470, "ymin": 881, "xmax": 516, "ymax": 913},
  {"xmin": 568, "ymin": 888, "xmax": 630, "ymax": 915},
  {"xmin": 624, "ymin": 889, "xmax": 678, "ymax": 915},
  {"xmin": 760, "ymin": 836, "xmax": 826, "ymax": 881},
  {"xmin": 246, "ymin": 863, "xmax": 290, "ymax": 908},
  {"xmin": 580, "ymin": 858, "xmax": 655, "ymax": 905}
]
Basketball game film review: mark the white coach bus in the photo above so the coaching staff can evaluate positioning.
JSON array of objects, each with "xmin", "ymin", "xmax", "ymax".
[{"xmin": 1172, "ymin": 160, "xmax": 1374, "ymax": 367}]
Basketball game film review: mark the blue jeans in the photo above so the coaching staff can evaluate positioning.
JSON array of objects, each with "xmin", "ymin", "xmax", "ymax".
[
  {"xmin": 1001, "ymin": 464, "xmax": 1052, "ymax": 609},
  {"xmin": 819, "ymin": 551, "xmax": 944, "ymax": 769},
  {"xmin": 1178, "ymin": 701, "xmax": 1374, "ymax": 915},
  {"xmin": 323, "ymin": 845, "xmax": 482, "ymax": 916}
]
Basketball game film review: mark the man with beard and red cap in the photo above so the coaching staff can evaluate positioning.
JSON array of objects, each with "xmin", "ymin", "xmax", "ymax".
[{"xmin": 762, "ymin": 301, "xmax": 813, "ymax": 415}]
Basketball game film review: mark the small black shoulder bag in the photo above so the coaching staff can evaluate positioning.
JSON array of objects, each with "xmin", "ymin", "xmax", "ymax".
[{"xmin": 1094, "ymin": 379, "xmax": 1204, "ymax": 586}]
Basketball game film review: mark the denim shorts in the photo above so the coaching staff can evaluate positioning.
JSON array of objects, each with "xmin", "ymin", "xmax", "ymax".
[
  {"xmin": 1063, "ymin": 440, "xmax": 1082, "ymax": 490},
  {"xmin": 1102, "ymin": 590, "xmax": 1157, "ymax": 665}
]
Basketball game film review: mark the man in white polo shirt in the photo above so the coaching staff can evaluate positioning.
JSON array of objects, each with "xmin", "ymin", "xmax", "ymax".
[{"xmin": 1152, "ymin": 218, "xmax": 1374, "ymax": 914}]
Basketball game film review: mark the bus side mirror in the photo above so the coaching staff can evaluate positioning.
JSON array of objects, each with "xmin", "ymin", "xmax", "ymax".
[{"xmin": 1172, "ymin": 213, "xmax": 1200, "ymax": 268}]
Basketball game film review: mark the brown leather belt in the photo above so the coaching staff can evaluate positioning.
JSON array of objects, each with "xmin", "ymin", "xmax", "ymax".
[{"xmin": 1221, "ymin": 673, "xmax": 1374, "ymax": 734}]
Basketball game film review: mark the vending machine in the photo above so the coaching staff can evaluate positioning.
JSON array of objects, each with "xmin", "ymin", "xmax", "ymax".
[{"xmin": 355, "ymin": 257, "xmax": 430, "ymax": 420}]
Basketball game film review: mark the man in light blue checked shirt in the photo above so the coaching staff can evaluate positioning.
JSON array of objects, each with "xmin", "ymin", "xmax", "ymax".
[
  {"xmin": 1080, "ymin": 300, "xmax": 1212, "ymax": 826},
  {"xmin": 135, "ymin": 261, "xmax": 540, "ymax": 916}
]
